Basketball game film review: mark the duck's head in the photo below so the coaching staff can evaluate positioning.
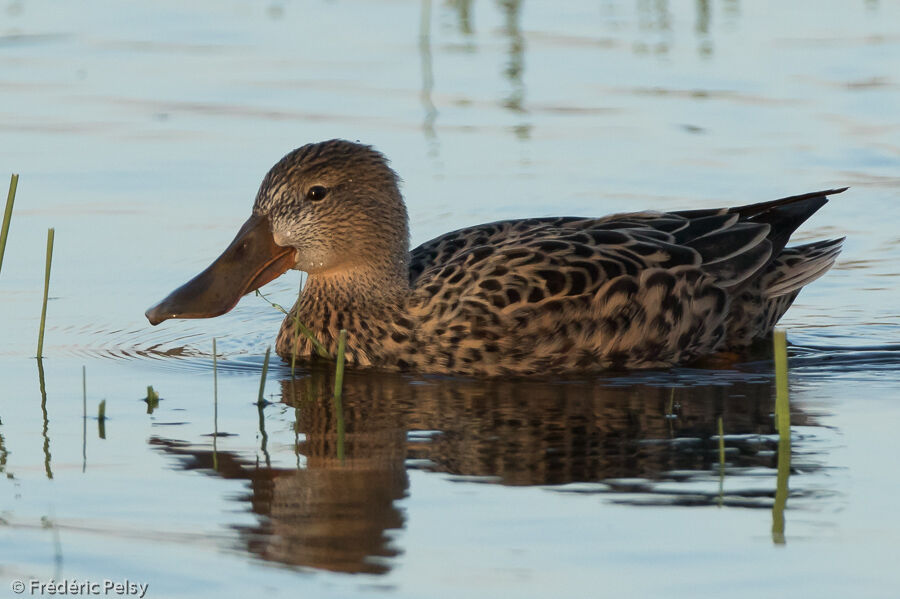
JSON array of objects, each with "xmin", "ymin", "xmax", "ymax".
[{"xmin": 145, "ymin": 139, "xmax": 409, "ymax": 325}]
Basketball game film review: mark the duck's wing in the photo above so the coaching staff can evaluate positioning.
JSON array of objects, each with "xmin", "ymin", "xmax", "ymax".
[
  {"xmin": 409, "ymin": 188, "xmax": 847, "ymax": 292},
  {"xmin": 672, "ymin": 187, "xmax": 847, "ymax": 257},
  {"xmin": 404, "ymin": 189, "xmax": 844, "ymax": 373},
  {"xmin": 409, "ymin": 212, "xmax": 762, "ymax": 293}
]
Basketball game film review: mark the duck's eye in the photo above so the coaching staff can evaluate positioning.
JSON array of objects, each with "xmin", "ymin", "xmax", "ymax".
[{"xmin": 306, "ymin": 185, "xmax": 328, "ymax": 202}]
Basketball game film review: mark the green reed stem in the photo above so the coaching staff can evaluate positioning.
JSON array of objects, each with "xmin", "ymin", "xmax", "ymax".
[
  {"xmin": 0, "ymin": 174, "xmax": 18, "ymax": 276},
  {"xmin": 773, "ymin": 330, "xmax": 790, "ymax": 433},
  {"xmin": 212, "ymin": 338, "xmax": 218, "ymax": 471},
  {"xmin": 298, "ymin": 320, "xmax": 332, "ymax": 359},
  {"xmin": 145, "ymin": 385, "xmax": 159, "ymax": 414},
  {"xmin": 36, "ymin": 228, "xmax": 55, "ymax": 358},
  {"xmin": 333, "ymin": 329, "xmax": 348, "ymax": 463},
  {"xmin": 257, "ymin": 345, "xmax": 271, "ymax": 405},
  {"xmin": 97, "ymin": 399, "xmax": 106, "ymax": 440},
  {"xmin": 772, "ymin": 329, "xmax": 791, "ymax": 544},
  {"xmin": 334, "ymin": 330, "xmax": 348, "ymax": 401},
  {"xmin": 255, "ymin": 288, "xmax": 331, "ymax": 359}
]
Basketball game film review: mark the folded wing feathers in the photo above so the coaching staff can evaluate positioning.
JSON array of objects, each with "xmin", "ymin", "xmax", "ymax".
[
  {"xmin": 702, "ymin": 239, "xmax": 773, "ymax": 288},
  {"xmin": 671, "ymin": 213, "xmax": 739, "ymax": 244},
  {"xmin": 730, "ymin": 188, "xmax": 847, "ymax": 219},
  {"xmin": 764, "ymin": 238, "xmax": 845, "ymax": 297},
  {"xmin": 685, "ymin": 222, "xmax": 771, "ymax": 265}
]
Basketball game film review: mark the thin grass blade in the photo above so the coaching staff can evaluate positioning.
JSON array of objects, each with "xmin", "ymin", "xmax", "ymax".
[
  {"xmin": 0, "ymin": 174, "xmax": 19, "ymax": 276},
  {"xmin": 36, "ymin": 228, "xmax": 55, "ymax": 358}
]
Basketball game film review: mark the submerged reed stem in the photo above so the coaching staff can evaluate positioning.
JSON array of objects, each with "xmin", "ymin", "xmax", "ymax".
[
  {"xmin": 36, "ymin": 228, "xmax": 55, "ymax": 358},
  {"xmin": 0, "ymin": 174, "xmax": 19, "ymax": 276}
]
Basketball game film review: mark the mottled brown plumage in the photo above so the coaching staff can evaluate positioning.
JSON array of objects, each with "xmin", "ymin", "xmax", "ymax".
[
  {"xmin": 262, "ymin": 140, "xmax": 845, "ymax": 375},
  {"xmin": 148, "ymin": 139, "xmax": 845, "ymax": 376}
]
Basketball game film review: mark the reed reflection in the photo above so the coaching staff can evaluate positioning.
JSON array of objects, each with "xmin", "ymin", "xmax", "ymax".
[
  {"xmin": 419, "ymin": 0, "xmax": 439, "ymax": 156},
  {"xmin": 447, "ymin": 0, "xmax": 475, "ymax": 35},
  {"xmin": 399, "ymin": 375, "xmax": 797, "ymax": 489},
  {"xmin": 0, "ymin": 431, "xmax": 8, "ymax": 476},
  {"xmin": 498, "ymin": 0, "xmax": 529, "ymax": 138},
  {"xmin": 695, "ymin": 0, "xmax": 712, "ymax": 57},
  {"xmin": 37, "ymin": 357, "xmax": 52, "ymax": 479}
]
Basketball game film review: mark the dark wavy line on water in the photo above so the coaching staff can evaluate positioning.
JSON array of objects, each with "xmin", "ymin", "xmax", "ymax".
[
  {"xmin": 787, "ymin": 343, "xmax": 900, "ymax": 370},
  {"xmin": 57, "ymin": 344, "xmax": 287, "ymax": 376},
  {"xmin": 50, "ymin": 329, "xmax": 900, "ymax": 383}
]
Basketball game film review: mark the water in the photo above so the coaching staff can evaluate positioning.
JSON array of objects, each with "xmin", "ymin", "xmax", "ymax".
[{"xmin": 1, "ymin": 1, "xmax": 899, "ymax": 597}]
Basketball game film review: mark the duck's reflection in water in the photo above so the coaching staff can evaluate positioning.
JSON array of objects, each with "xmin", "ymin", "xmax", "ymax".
[{"xmin": 151, "ymin": 367, "xmax": 812, "ymax": 574}]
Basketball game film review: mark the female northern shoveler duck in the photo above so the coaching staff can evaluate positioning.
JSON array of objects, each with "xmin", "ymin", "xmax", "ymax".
[{"xmin": 146, "ymin": 139, "xmax": 845, "ymax": 377}]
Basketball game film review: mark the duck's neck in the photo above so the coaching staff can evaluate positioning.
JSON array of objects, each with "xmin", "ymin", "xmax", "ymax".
[{"xmin": 278, "ymin": 259, "xmax": 410, "ymax": 362}]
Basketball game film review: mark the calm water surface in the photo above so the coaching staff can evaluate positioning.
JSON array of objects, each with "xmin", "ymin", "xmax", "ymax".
[{"xmin": 1, "ymin": 1, "xmax": 899, "ymax": 597}]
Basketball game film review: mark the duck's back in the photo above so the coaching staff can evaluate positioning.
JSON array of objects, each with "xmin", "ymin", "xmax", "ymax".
[{"xmin": 399, "ymin": 189, "xmax": 844, "ymax": 376}]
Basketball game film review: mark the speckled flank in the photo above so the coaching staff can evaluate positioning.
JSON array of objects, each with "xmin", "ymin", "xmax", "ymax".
[{"xmin": 260, "ymin": 140, "xmax": 844, "ymax": 376}]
